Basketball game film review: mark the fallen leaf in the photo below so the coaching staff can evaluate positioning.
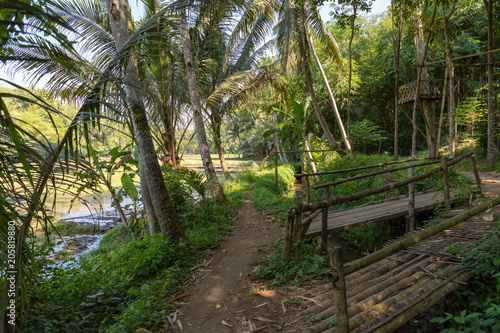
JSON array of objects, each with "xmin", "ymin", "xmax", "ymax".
[
  {"xmin": 222, "ymin": 320, "xmax": 233, "ymax": 328},
  {"xmin": 216, "ymin": 303, "xmax": 221, "ymax": 309},
  {"xmin": 177, "ymin": 319, "xmax": 183, "ymax": 330}
]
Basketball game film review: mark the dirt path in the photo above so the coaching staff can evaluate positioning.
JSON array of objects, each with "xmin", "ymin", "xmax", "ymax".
[
  {"xmin": 162, "ymin": 198, "xmax": 296, "ymax": 333},
  {"xmin": 160, "ymin": 172, "xmax": 500, "ymax": 333}
]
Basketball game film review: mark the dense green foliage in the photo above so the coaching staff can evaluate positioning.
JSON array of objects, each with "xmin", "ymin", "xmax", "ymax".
[
  {"xmin": 20, "ymin": 168, "xmax": 258, "ymax": 332},
  {"xmin": 430, "ymin": 224, "xmax": 500, "ymax": 332}
]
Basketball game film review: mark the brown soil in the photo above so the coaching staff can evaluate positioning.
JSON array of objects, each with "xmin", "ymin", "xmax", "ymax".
[{"xmin": 161, "ymin": 197, "xmax": 314, "ymax": 333}]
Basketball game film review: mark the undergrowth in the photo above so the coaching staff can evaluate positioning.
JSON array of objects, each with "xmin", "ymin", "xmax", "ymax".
[
  {"xmin": 427, "ymin": 223, "xmax": 500, "ymax": 332},
  {"xmin": 22, "ymin": 167, "xmax": 253, "ymax": 333}
]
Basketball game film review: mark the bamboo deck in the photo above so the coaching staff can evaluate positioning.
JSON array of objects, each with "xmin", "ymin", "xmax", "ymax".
[
  {"xmin": 300, "ymin": 216, "xmax": 497, "ymax": 333},
  {"xmin": 305, "ymin": 191, "xmax": 445, "ymax": 237}
]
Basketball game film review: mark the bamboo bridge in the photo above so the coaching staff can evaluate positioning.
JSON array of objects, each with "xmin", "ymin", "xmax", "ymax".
[
  {"xmin": 298, "ymin": 198, "xmax": 500, "ymax": 333},
  {"xmin": 398, "ymin": 79, "xmax": 461, "ymax": 104},
  {"xmin": 280, "ymin": 152, "xmax": 499, "ymax": 332}
]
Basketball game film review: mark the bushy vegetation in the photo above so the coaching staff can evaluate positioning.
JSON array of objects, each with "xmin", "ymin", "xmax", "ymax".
[
  {"xmin": 21, "ymin": 168, "xmax": 253, "ymax": 332},
  {"xmin": 251, "ymin": 164, "xmax": 297, "ymax": 221},
  {"xmin": 429, "ymin": 223, "xmax": 500, "ymax": 332},
  {"xmin": 253, "ymin": 239, "xmax": 328, "ymax": 287}
]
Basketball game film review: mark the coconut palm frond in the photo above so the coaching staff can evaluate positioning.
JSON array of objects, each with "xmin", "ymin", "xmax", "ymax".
[{"xmin": 307, "ymin": 6, "xmax": 342, "ymax": 68}]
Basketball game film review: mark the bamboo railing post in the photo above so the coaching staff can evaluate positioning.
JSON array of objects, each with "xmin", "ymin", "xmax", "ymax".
[
  {"xmin": 408, "ymin": 166, "xmax": 416, "ymax": 231},
  {"xmin": 471, "ymin": 154, "xmax": 482, "ymax": 194},
  {"xmin": 442, "ymin": 156, "xmax": 450, "ymax": 208},
  {"xmin": 294, "ymin": 206, "xmax": 303, "ymax": 262},
  {"xmin": 305, "ymin": 176, "xmax": 310, "ymax": 204},
  {"xmin": 383, "ymin": 162, "xmax": 390, "ymax": 200},
  {"xmin": 282, "ymin": 212, "xmax": 294, "ymax": 261},
  {"xmin": 274, "ymin": 146, "xmax": 278, "ymax": 188},
  {"xmin": 328, "ymin": 246, "xmax": 349, "ymax": 333},
  {"xmin": 301, "ymin": 149, "xmax": 306, "ymax": 177},
  {"xmin": 321, "ymin": 187, "xmax": 330, "ymax": 253}
]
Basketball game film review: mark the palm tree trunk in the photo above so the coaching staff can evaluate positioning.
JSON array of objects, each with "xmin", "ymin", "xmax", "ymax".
[
  {"xmin": 484, "ymin": 0, "xmax": 495, "ymax": 168},
  {"xmin": 139, "ymin": 160, "xmax": 157, "ymax": 236},
  {"xmin": 302, "ymin": 132, "xmax": 318, "ymax": 174},
  {"xmin": 106, "ymin": 0, "xmax": 186, "ymax": 241},
  {"xmin": 444, "ymin": 0, "xmax": 457, "ymax": 158},
  {"xmin": 161, "ymin": 104, "xmax": 178, "ymax": 168},
  {"xmin": 295, "ymin": 24, "xmax": 339, "ymax": 151},
  {"xmin": 179, "ymin": 7, "xmax": 227, "ymax": 202},
  {"xmin": 212, "ymin": 114, "xmax": 232, "ymax": 180},
  {"xmin": 305, "ymin": 25, "xmax": 353, "ymax": 155}
]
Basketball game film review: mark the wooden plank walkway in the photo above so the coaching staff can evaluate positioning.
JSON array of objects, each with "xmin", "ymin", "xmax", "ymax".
[
  {"xmin": 299, "ymin": 209, "xmax": 499, "ymax": 333},
  {"xmin": 305, "ymin": 191, "xmax": 444, "ymax": 237}
]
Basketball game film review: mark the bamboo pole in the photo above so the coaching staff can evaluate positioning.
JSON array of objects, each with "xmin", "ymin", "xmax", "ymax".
[
  {"xmin": 296, "ymin": 156, "xmax": 438, "ymax": 179},
  {"xmin": 294, "ymin": 209, "xmax": 303, "ymax": 262},
  {"xmin": 383, "ymin": 162, "xmax": 390, "ymax": 200},
  {"xmin": 330, "ymin": 194, "xmax": 500, "ymax": 281},
  {"xmin": 303, "ymin": 259, "xmax": 446, "ymax": 331},
  {"xmin": 301, "ymin": 153, "xmax": 471, "ymax": 213},
  {"xmin": 471, "ymin": 154, "xmax": 482, "ymax": 194},
  {"xmin": 329, "ymin": 247, "xmax": 349, "ymax": 333},
  {"xmin": 435, "ymin": 67, "xmax": 449, "ymax": 156},
  {"xmin": 305, "ymin": 175, "xmax": 310, "ymax": 204},
  {"xmin": 313, "ymin": 159, "xmax": 441, "ymax": 190},
  {"xmin": 274, "ymin": 146, "xmax": 278, "ymax": 188},
  {"xmin": 321, "ymin": 187, "xmax": 330, "ymax": 253},
  {"xmin": 282, "ymin": 213, "xmax": 294, "ymax": 261},
  {"xmin": 366, "ymin": 271, "xmax": 474, "ymax": 333},
  {"xmin": 442, "ymin": 156, "xmax": 450, "ymax": 208}
]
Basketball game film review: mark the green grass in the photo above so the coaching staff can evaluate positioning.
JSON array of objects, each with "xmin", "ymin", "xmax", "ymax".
[{"xmin": 23, "ymin": 167, "xmax": 255, "ymax": 333}]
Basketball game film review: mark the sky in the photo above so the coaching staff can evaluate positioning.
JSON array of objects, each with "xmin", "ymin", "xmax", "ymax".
[{"xmin": 1, "ymin": 0, "xmax": 391, "ymax": 89}]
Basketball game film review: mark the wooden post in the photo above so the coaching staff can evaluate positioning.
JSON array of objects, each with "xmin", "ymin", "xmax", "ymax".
[
  {"xmin": 328, "ymin": 246, "xmax": 349, "ymax": 333},
  {"xmin": 471, "ymin": 154, "xmax": 482, "ymax": 194},
  {"xmin": 282, "ymin": 213, "xmax": 294, "ymax": 261},
  {"xmin": 274, "ymin": 146, "xmax": 278, "ymax": 188},
  {"xmin": 294, "ymin": 207, "xmax": 303, "ymax": 262},
  {"xmin": 408, "ymin": 167, "xmax": 415, "ymax": 231},
  {"xmin": 301, "ymin": 149, "xmax": 306, "ymax": 176},
  {"xmin": 305, "ymin": 176, "xmax": 310, "ymax": 204},
  {"xmin": 442, "ymin": 156, "xmax": 450, "ymax": 208},
  {"xmin": 383, "ymin": 161, "xmax": 390, "ymax": 200},
  {"xmin": 321, "ymin": 187, "xmax": 330, "ymax": 253}
]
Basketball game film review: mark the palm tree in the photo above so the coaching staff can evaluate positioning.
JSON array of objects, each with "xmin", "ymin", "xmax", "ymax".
[
  {"xmin": 178, "ymin": 6, "xmax": 228, "ymax": 202},
  {"xmin": 104, "ymin": 0, "xmax": 186, "ymax": 239},
  {"xmin": 229, "ymin": 0, "xmax": 352, "ymax": 154}
]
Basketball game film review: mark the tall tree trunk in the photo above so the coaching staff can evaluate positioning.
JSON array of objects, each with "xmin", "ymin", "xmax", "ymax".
[
  {"xmin": 484, "ymin": 0, "xmax": 495, "ymax": 168},
  {"xmin": 409, "ymin": 1, "xmax": 437, "ymax": 230},
  {"xmin": 347, "ymin": 1, "xmax": 358, "ymax": 138},
  {"xmin": 139, "ymin": 160, "xmax": 158, "ymax": 236},
  {"xmin": 415, "ymin": 4, "xmax": 438, "ymax": 158},
  {"xmin": 304, "ymin": 25, "xmax": 353, "ymax": 155},
  {"xmin": 392, "ymin": 2, "xmax": 402, "ymax": 156},
  {"xmin": 444, "ymin": 0, "xmax": 457, "ymax": 158},
  {"xmin": 294, "ymin": 24, "xmax": 339, "ymax": 151},
  {"xmin": 302, "ymin": 131, "xmax": 318, "ymax": 174},
  {"xmin": 179, "ymin": 8, "xmax": 228, "ymax": 202},
  {"xmin": 212, "ymin": 113, "xmax": 232, "ymax": 180},
  {"xmin": 106, "ymin": 0, "xmax": 186, "ymax": 241},
  {"xmin": 161, "ymin": 104, "xmax": 178, "ymax": 168}
]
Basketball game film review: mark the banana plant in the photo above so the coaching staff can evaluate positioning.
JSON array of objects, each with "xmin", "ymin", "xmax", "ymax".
[{"xmin": 264, "ymin": 92, "xmax": 318, "ymax": 175}]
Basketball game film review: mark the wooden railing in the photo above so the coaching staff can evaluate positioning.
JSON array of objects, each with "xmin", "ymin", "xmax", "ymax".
[
  {"xmin": 398, "ymin": 79, "xmax": 460, "ymax": 104},
  {"xmin": 282, "ymin": 152, "xmax": 481, "ymax": 261}
]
